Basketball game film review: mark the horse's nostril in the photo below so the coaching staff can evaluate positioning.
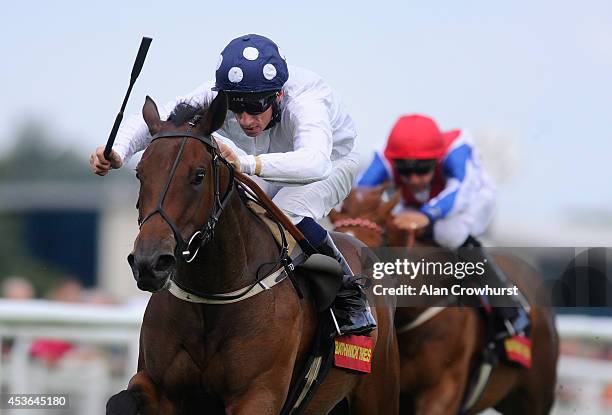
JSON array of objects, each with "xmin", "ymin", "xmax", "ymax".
[
  {"xmin": 127, "ymin": 253, "xmax": 135, "ymax": 268},
  {"xmin": 154, "ymin": 254, "xmax": 176, "ymax": 273}
]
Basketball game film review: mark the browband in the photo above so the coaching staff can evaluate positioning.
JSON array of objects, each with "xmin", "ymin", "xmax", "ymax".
[{"xmin": 151, "ymin": 131, "xmax": 218, "ymax": 149}]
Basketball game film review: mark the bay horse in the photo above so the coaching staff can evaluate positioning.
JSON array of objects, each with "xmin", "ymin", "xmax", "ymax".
[
  {"xmin": 329, "ymin": 185, "xmax": 559, "ymax": 414},
  {"xmin": 106, "ymin": 95, "xmax": 399, "ymax": 414}
]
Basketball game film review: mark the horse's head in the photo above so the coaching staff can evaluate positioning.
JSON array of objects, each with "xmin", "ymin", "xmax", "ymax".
[
  {"xmin": 329, "ymin": 183, "xmax": 399, "ymax": 248},
  {"xmin": 127, "ymin": 93, "xmax": 229, "ymax": 292}
]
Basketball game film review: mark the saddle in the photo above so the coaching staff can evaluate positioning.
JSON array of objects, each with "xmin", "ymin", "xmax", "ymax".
[{"xmin": 244, "ymin": 200, "xmax": 342, "ymax": 313}]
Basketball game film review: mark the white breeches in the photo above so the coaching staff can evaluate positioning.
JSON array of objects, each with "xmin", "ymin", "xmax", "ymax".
[{"xmin": 251, "ymin": 150, "xmax": 360, "ymax": 224}]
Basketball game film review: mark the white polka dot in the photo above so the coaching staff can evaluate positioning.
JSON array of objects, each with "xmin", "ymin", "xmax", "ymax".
[
  {"xmin": 277, "ymin": 47, "xmax": 286, "ymax": 60},
  {"xmin": 243, "ymin": 47, "xmax": 259, "ymax": 60},
  {"xmin": 216, "ymin": 54, "xmax": 223, "ymax": 70},
  {"xmin": 263, "ymin": 64, "xmax": 277, "ymax": 80},
  {"xmin": 228, "ymin": 67, "xmax": 243, "ymax": 83}
]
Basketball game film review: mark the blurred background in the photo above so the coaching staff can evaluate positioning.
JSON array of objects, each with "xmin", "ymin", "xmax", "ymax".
[{"xmin": 0, "ymin": 1, "xmax": 610, "ymax": 414}]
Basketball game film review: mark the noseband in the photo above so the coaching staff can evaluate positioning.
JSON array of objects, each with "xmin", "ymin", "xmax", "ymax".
[{"xmin": 138, "ymin": 115, "xmax": 235, "ymax": 262}]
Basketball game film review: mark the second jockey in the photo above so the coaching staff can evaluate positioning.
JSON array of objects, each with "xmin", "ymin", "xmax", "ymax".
[{"xmin": 358, "ymin": 114, "xmax": 529, "ymax": 335}]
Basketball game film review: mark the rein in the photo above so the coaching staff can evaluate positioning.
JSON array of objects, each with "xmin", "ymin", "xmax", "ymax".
[{"xmin": 138, "ymin": 117, "xmax": 299, "ymax": 304}]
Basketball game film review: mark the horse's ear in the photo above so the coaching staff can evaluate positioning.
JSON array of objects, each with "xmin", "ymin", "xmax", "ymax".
[
  {"xmin": 375, "ymin": 181, "xmax": 392, "ymax": 194},
  {"xmin": 200, "ymin": 92, "xmax": 227, "ymax": 135},
  {"xmin": 142, "ymin": 96, "xmax": 161, "ymax": 135},
  {"xmin": 377, "ymin": 190, "xmax": 401, "ymax": 219}
]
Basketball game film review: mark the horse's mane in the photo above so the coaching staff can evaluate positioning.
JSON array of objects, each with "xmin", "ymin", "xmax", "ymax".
[{"xmin": 167, "ymin": 101, "xmax": 207, "ymax": 127}]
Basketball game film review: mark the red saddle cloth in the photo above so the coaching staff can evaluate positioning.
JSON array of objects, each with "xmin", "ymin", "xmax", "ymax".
[
  {"xmin": 333, "ymin": 335, "xmax": 373, "ymax": 374},
  {"xmin": 503, "ymin": 334, "xmax": 532, "ymax": 369}
]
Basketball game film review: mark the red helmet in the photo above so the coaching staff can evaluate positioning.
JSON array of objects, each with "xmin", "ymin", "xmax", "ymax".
[{"xmin": 384, "ymin": 114, "xmax": 446, "ymax": 160}]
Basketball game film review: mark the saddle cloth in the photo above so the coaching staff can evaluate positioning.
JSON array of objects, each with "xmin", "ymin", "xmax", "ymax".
[{"xmin": 245, "ymin": 201, "xmax": 300, "ymax": 260}]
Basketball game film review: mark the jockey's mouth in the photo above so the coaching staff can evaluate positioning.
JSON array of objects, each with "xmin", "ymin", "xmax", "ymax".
[{"xmin": 243, "ymin": 126, "xmax": 261, "ymax": 136}]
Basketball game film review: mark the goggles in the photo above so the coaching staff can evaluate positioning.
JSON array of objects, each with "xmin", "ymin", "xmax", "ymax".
[
  {"xmin": 394, "ymin": 159, "xmax": 437, "ymax": 177},
  {"xmin": 227, "ymin": 91, "xmax": 279, "ymax": 115}
]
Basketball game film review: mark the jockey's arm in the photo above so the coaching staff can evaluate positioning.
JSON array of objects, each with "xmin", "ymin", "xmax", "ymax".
[
  {"xmin": 356, "ymin": 152, "xmax": 391, "ymax": 187},
  {"xmin": 111, "ymin": 82, "xmax": 216, "ymax": 165},
  {"xmin": 419, "ymin": 144, "xmax": 477, "ymax": 222},
  {"xmin": 237, "ymin": 95, "xmax": 333, "ymax": 185}
]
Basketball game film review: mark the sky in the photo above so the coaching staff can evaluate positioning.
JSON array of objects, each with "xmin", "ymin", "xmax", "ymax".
[{"xmin": 1, "ymin": 0, "xmax": 611, "ymax": 232}]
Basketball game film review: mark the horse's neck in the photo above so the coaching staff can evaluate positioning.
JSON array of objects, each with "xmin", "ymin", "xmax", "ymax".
[{"xmin": 187, "ymin": 190, "xmax": 280, "ymax": 293}]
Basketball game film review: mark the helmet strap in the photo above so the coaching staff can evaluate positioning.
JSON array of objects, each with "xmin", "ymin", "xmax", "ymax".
[{"xmin": 264, "ymin": 98, "xmax": 282, "ymax": 130}]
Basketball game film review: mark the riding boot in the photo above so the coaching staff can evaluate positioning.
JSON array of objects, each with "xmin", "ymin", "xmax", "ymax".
[
  {"xmin": 317, "ymin": 233, "xmax": 377, "ymax": 336},
  {"xmin": 460, "ymin": 236, "xmax": 531, "ymax": 336}
]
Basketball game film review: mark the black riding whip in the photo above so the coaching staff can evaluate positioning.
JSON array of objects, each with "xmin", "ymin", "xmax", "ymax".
[{"xmin": 103, "ymin": 36, "xmax": 152, "ymax": 160}]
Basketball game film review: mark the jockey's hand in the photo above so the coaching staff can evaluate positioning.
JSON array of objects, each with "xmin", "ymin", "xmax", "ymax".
[
  {"xmin": 90, "ymin": 147, "xmax": 123, "ymax": 176},
  {"xmin": 393, "ymin": 211, "xmax": 430, "ymax": 232},
  {"xmin": 217, "ymin": 141, "xmax": 241, "ymax": 172}
]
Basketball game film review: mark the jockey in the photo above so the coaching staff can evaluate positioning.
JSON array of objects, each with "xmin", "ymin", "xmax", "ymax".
[
  {"xmin": 358, "ymin": 114, "xmax": 529, "ymax": 335},
  {"xmin": 90, "ymin": 34, "xmax": 376, "ymax": 336}
]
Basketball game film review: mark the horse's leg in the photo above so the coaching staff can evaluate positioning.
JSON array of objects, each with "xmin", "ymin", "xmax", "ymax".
[
  {"xmin": 224, "ymin": 382, "xmax": 288, "ymax": 415},
  {"xmin": 494, "ymin": 385, "xmax": 556, "ymax": 415},
  {"xmin": 413, "ymin": 373, "xmax": 468, "ymax": 415},
  {"xmin": 399, "ymin": 309, "xmax": 480, "ymax": 415},
  {"xmin": 492, "ymin": 380, "xmax": 556, "ymax": 415},
  {"xmin": 106, "ymin": 389, "xmax": 139, "ymax": 415},
  {"xmin": 106, "ymin": 371, "xmax": 175, "ymax": 415},
  {"xmin": 465, "ymin": 361, "xmax": 525, "ymax": 415},
  {"xmin": 349, "ymin": 355, "xmax": 401, "ymax": 415}
]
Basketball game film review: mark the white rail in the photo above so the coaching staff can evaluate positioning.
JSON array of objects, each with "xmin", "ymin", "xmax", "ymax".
[
  {"xmin": 1, "ymin": 300, "xmax": 612, "ymax": 414},
  {"xmin": 0, "ymin": 299, "xmax": 145, "ymax": 415},
  {"xmin": 553, "ymin": 314, "xmax": 612, "ymax": 415}
]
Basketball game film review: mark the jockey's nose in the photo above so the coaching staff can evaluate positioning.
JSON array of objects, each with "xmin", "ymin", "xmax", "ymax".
[
  {"xmin": 127, "ymin": 252, "xmax": 176, "ymax": 292},
  {"xmin": 235, "ymin": 112, "xmax": 259, "ymax": 126}
]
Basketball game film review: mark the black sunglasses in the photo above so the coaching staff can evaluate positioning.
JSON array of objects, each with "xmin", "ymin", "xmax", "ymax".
[
  {"xmin": 394, "ymin": 159, "xmax": 437, "ymax": 177},
  {"xmin": 227, "ymin": 91, "xmax": 279, "ymax": 115}
]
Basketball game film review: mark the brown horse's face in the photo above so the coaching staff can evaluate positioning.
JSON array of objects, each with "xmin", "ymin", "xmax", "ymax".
[{"xmin": 127, "ymin": 94, "xmax": 227, "ymax": 292}]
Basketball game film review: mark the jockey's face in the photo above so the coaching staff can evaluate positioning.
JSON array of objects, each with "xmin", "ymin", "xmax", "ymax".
[
  {"xmin": 394, "ymin": 159, "xmax": 436, "ymax": 193},
  {"xmin": 234, "ymin": 108, "xmax": 273, "ymax": 137},
  {"xmin": 400, "ymin": 170, "xmax": 435, "ymax": 193},
  {"xmin": 233, "ymin": 91, "xmax": 284, "ymax": 137}
]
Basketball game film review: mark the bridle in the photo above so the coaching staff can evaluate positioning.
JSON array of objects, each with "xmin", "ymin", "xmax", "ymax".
[
  {"xmin": 136, "ymin": 115, "xmax": 297, "ymax": 304},
  {"xmin": 137, "ymin": 115, "xmax": 235, "ymax": 263}
]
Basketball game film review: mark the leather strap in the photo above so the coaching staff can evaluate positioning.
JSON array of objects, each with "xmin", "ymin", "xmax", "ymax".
[
  {"xmin": 151, "ymin": 131, "xmax": 218, "ymax": 149},
  {"xmin": 234, "ymin": 172, "xmax": 310, "ymax": 247},
  {"xmin": 168, "ymin": 267, "xmax": 287, "ymax": 304}
]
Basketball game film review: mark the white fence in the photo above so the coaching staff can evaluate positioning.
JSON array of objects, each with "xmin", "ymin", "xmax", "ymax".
[
  {"xmin": 0, "ymin": 300, "xmax": 611, "ymax": 414},
  {"xmin": 554, "ymin": 315, "xmax": 612, "ymax": 415},
  {"xmin": 0, "ymin": 299, "xmax": 145, "ymax": 415}
]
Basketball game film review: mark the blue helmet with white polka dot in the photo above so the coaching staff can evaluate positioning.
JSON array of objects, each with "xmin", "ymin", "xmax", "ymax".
[{"xmin": 213, "ymin": 34, "xmax": 288, "ymax": 93}]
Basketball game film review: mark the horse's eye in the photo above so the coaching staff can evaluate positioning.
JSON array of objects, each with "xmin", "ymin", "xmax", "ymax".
[{"xmin": 191, "ymin": 168, "xmax": 206, "ymax": 185}]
